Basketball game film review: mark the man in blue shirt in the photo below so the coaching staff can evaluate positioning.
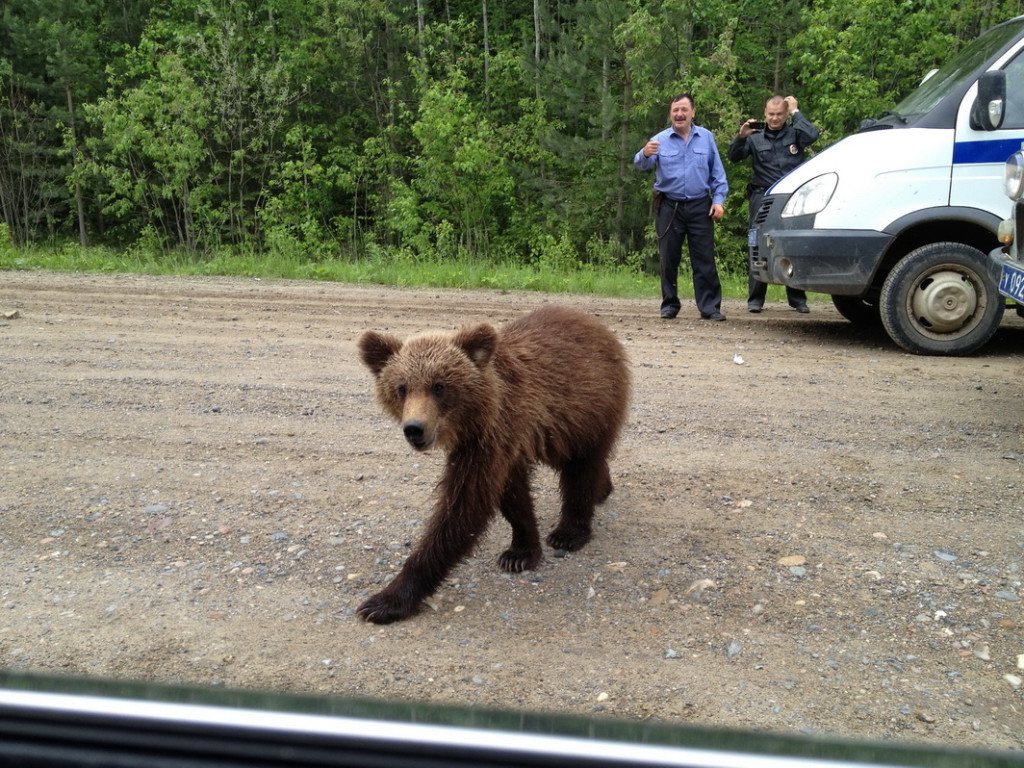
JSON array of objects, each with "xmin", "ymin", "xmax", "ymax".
[{"xmin": 635, "ymin": 93, "xmax": 729, "ymax": 320}]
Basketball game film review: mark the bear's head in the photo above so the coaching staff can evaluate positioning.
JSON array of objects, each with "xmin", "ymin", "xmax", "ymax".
[{"xmin": 359, "ymin": 322, "xmax": 501, "ymax": 452}]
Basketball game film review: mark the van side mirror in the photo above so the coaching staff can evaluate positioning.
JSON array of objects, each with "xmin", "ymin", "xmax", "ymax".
[{"xmin": 971, "ymin": 70, "xmax": 1006, "ymax": 130}]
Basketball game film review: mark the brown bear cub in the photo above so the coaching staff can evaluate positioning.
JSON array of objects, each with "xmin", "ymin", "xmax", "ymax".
[{"xmin": 357, "ymin": 305, "xmax": 630, "ymax": 624}]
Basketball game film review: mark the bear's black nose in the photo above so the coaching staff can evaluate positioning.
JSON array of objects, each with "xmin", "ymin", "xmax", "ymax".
[{"xmin": 403, "ymin": 421, "xmax": 425, "ymax": 443}]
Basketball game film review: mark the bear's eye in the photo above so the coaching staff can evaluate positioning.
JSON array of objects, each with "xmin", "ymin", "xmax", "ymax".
[
  {"xmin": 431, "ymin": 381, "xmax": 446, "ymax": 398},
  {"xmin": 396, "ymin": 384, "xmax": 407, "ymax": 399}
]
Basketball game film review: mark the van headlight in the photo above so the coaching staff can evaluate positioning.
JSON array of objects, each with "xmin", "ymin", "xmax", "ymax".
[
  {"xmin": 781, "ymin": 173, "xmax": 838, "ymax": 217},
  {"xmin": 1004, "ymin": 151, "xmax": 1024, "ymax": 201}
]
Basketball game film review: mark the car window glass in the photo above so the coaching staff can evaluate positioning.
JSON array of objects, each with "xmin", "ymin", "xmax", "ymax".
[{"xmin": 1003, "ymin": 49, "xmax": 1024, "ymax": 128}]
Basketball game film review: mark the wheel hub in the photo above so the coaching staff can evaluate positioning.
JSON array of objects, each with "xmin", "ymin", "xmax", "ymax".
[{"xmin": 911, "ymin": 270, "xmax": 978, "ymax": 332}]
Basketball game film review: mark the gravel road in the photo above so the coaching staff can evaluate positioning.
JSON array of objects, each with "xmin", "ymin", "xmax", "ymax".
[{"xmin": 1, "ymin": 271, "xmax": 1023, "ymax": 752}]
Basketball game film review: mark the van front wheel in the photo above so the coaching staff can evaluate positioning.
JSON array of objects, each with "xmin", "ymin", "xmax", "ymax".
[{"xmin": 880, "ymin": 242, "xmax": 1004, "ymax": 355}]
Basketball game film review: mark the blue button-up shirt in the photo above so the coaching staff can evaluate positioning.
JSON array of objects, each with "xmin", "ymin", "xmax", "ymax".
[{"xmin": 634, "ymin": 125, "xmax": 728, "ymax": 205}]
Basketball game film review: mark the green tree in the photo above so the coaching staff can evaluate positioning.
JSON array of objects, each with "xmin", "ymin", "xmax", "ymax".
[
  {"xmin": 83, "ymin": 48, "xmax": 211, "ymax": 251},
  {"xmin": 82, "ymin": 0, "xmax": 316, "ymax": 253},
  {"xmin": 382, "ymin": 59, "xmax": 516, "ymax": 258},
  {"xmin": 10, "ymin": 0, "xmax": 1024, "ymax": 271},
  {"xmin": 0, "ymin": 0, "xmax": 148, "ymax": 244},
  {"xmin": 790, "ymin": 0, "xmax": 961, "ymax": 140}
]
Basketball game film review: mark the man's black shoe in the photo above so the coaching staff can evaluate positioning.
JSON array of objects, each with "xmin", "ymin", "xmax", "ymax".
[
  {"xmin": 748, "ymin": 304, "xmax": 763, "ymax": 313},
  {"xmin": 794, "ymin": 304, "xmax": 810, "ymax": 314},
  {"xmin": 661, "ymin": 311, "xmax": 678, "ymax": 319},
  {"xmin": 701, "ymin": 311, "xmax": 727, "ymax": 321}
]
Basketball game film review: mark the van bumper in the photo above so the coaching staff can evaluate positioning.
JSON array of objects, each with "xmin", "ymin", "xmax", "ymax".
[{"xmin": 749, "ymin": 197, "xmax": 893, "ymax": 295}]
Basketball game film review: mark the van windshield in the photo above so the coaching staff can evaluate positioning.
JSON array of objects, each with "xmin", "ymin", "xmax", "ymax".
[{"xmin": 888, "ymin": 17, "xmax": 1024, "ymax": 120}]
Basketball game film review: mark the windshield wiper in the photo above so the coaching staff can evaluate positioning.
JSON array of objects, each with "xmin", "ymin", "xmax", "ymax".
[
  {"xmin": 858, "ymin": 110, "xmax": 907, "ymax": 132},
  {"xmin": 877, "ymin": 110, "xmax": 909, "ymax": 124}
]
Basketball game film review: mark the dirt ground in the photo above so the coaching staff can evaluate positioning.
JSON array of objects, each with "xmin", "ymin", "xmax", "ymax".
[{"xmin": 2, "ymin": 271, "xmax": 1023, "ymax": 753}]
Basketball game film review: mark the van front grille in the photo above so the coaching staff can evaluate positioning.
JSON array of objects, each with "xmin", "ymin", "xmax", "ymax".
[{"xmin": 753, "ymin": 197, "xmax": 773, "ymax": 226}]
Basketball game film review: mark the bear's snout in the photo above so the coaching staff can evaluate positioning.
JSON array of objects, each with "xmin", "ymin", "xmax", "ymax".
[{"xmin": 403, "ymin": 420, "xmax": 435, "ymax": 450}]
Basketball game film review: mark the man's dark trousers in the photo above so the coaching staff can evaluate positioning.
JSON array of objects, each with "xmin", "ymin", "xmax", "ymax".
[
  {"xmin": 657, "ymin": 196, "xmax": 722, "ymax": 318},
  {"xmin": 746, "ymin": 191, "xmax": 806, "ymax": 308}
]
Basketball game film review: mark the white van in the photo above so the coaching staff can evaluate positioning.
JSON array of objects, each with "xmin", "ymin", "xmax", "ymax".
[{"xmin": 749, "ymin": 15, "xmax": 1024, "ymax": 355}]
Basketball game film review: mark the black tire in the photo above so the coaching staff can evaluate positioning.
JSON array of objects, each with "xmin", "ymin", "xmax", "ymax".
[
  {"xmin": 831, "ymin": 295, "xmax": 882, "ymax": 326},
  {"xmin": 879, "ymin": 242, "xmax": 1005, "ymax": 356}
]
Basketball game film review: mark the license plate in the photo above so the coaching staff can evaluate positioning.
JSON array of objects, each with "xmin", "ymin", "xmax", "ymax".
[
  {"xmin": 999, "ymin": 261, "xmax": 1024, "ymax": 302},
  {"xmin": 747, "ymin": 229, "xmax": 758, "ymax": 248}
]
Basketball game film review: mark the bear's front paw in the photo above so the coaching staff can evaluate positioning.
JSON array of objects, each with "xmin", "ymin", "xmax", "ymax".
[
  {"xmin": 546, "ymin": 525, "xmax": 592, "ymax": 553},
  {"xmin": 357, "ymin": 591, "xmax": 421, "ymax": 624},
  {"xmin": 497, "ymin": 545, "xmax": 542, "ymax": 573}
]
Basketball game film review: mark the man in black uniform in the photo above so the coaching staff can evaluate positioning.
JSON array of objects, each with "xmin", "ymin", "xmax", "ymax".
[{"xmin": 728, "ymin": 95, "xmax": 820, "ymax": 313}]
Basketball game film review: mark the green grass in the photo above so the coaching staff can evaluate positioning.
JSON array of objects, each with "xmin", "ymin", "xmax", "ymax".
[{"xmin": 0, "ymin": 240, "xmax": 761, "ymax": 301}]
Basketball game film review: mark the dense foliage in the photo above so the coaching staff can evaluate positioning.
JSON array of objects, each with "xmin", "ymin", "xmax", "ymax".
[{"xmin": 3, "ymin": 0, "xmax": 1024, "ymax": 275}]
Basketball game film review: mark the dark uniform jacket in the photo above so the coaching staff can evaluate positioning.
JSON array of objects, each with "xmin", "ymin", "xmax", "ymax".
[{"xmin": 726, "ymin": 111, "xmax": 820, "ymax": 195}]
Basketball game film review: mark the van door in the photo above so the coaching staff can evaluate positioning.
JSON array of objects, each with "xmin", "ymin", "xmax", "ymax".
[{"xmin": 951, "ymin": 42, "xmax": 1024, "ymax": 217}]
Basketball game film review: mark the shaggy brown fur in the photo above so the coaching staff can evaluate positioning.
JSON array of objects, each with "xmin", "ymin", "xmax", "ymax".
[{"xmin": 357, "ymin": 305, "xmax": 630, "ymax": 624}]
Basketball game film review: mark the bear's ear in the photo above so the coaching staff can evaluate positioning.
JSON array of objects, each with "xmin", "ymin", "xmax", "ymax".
[
  {"xmin": 453, "ymin": 323, "xmax": 498, "ymax": 368},
  {"xmin": 358, "ymin": 331, "xmax": 403, "ymax": 376}
]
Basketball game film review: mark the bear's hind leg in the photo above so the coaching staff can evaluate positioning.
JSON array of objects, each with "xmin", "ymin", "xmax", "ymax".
[
  {"xmin": 497, "ymin": 463, "xmax": 543, "ymax": 573},
  {"xmin": 547, "ymin": 454, "xmax": 612, "ymax": 552}
]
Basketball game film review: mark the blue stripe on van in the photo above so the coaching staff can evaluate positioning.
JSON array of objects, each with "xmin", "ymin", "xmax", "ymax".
[{"xmin": 953, "ymin": 138, "xmax": 1024, "ymax": 164}]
